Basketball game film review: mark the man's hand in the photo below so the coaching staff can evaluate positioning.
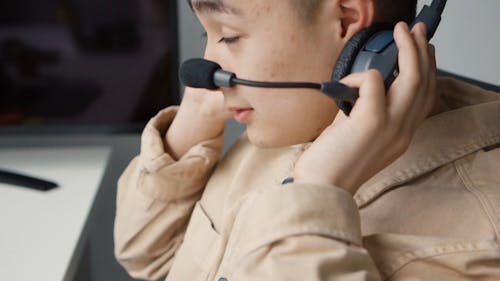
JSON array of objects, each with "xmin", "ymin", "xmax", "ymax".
[
  {"xmin": 165, "ymin": 87, "xmax": 233, "ymax": 160},
  {"xmin": 294, "ymin": 22, "xmax": 437, "ymax": 194}
]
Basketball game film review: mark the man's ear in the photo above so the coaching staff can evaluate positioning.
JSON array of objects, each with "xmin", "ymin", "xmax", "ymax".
[{"xmin": 338, "ymin": 0, "xmax": 375, "ymax": 40}]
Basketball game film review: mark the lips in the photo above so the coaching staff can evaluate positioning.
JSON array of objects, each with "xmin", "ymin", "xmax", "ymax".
[{"xmin": 231, "ymin": 108, "xmax": 254, "ymax": 123}]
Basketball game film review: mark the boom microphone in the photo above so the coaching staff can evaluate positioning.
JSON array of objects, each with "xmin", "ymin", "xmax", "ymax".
[{"xmin": 179, "ymin": 58, "xmax": 359, "ymax": 115}]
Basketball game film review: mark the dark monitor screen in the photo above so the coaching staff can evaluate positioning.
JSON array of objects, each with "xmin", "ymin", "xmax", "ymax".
[{"xmin": 0, "ymin": 0, "xmax": 180, "ymax": 132}]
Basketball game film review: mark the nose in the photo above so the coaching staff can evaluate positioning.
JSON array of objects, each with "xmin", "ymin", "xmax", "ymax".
[
  {"xmin": 203, "ymin": 40, "xmax": 218, "ymax": 63},
  {"xmin": 203, "ymin": 41, "xmax": 230, "ymax": 71}
]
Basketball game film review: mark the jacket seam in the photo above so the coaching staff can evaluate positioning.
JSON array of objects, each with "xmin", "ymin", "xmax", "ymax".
[
  {"xmin": 356, "ymin": 132, "xmax": 500, "ymax": 208},
  {"xmin": 228, "ymin": 230, "xmax": 364, "ymax": 278},
  {"xmin": 238, "ymin": 227, "xmax": 362, "ymax": 255},
  {"xmin": 137, "ymin": 167, "xmax": 183, "ymax": 203},
  {"xmin": 143, "ymin": 154, "xmax": 174, "ymax": 173},
  {"xmin": 134, "ymin": 169, "xmax": 157, "ymax": 211},
  {"xmin": 383, "ymin": 240, "xmax": 500, "ymax": 280},
  {"xmin": 454, "ymin": 158, "xmax": 500, "ymax": 242}
]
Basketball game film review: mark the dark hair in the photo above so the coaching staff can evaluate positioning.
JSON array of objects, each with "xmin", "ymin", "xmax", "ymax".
[
  {"xmin": 290, "ymin": 0, "xmax": 418, "ymax": 25},
  {"xmin": 374, "ymin": 0, "xmax": 418, "ymax": 24}
]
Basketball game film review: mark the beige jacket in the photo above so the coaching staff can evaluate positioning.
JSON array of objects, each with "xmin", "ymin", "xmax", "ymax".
[{"xmin": 114, "ymin": 78, "xmax": 500, "ymax": 281}]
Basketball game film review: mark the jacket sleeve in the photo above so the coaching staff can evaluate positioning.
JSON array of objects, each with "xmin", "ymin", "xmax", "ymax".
[
  {"xmin": 222, "ymin": 183, "xmax": 382, "ymax": 281},
  {"xmin": 113, "ymin": 107, "xmax": 223, "ymax": 281},
  {"xmin": 221, "ymin": 183, "xmax": 500, "ymax": 281}
]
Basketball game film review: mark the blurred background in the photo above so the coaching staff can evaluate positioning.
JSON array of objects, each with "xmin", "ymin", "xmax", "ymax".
[{"xmin": 0, "ymin": 0, "xmax": 179, "ymax": 129}]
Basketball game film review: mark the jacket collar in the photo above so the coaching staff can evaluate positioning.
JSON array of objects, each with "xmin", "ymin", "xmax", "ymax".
[{"xmin": 354, "ymin": 78, "xmax": 500, "ymax": 207}]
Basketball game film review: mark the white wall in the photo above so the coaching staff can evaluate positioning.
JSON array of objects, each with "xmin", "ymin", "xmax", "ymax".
[
  {"xmin": 419, "ymin": 0, "xmax": 500, "ymax": 85},
  {"xmin": 178, "ymin": 0, "xmax": 205, "ymax": 63}
]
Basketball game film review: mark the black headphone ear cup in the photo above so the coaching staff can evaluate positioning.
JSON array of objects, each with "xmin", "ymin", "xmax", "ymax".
[
  {"xmin": 332, "ymin": 24, "xmax": 392, "ymax": 114},
  {"xmin": 332, "ymin": 25, "xmax": 390, "ymax": 82}
]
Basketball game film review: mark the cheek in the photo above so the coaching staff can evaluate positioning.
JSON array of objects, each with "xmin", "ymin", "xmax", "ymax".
[
  {"xmin": 242, "ymin": 34, "xmax": 336, "ymax": 84},
  {"xmin": 250, "ymin": 91, "xmax": 325, "ymax": 129},
  {"xmin": 248, "ymin": 90, "xmax": 338, "ymax": 146},
  {"xmin": 235, "ymin": 23, "xmax": 307, "ymax": 80},
  {"xmin": 246, "ymin": 91, "xmax": 300, "ymax": 134},
  {"xmin": 239, "ymin": 45, "xmax": 289, "ymax": 81}
]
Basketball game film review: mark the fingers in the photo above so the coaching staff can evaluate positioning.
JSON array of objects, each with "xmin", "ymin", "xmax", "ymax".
[
  {"xmin": 421, "ymin": 44, "xmax": 438, "ymax": 119},
  {"xmin": 394, "ymin": 22, "xmax": 421, "ymax": 86},
  {"xmin": 388, "ymin": 22, "xmax": 421, "ymax": 116},
  {"xmin": 429, "ymin": 44, "xmax": 437, "ymax": 71},
  {"xmin": 389, "ymin": 22, "xmax": 437, "ymax": 124},
  {"xmin": 406, "ymin": 23, "xmax": 438, "ymax": 127},
  {"xmin": 411, "ymin": 23, "xmax": 433, "ymax": 111},
  {"xmin": 412, "ymin": 22, "xmax": 430, "ymax": 81},
  {"xmin": 340, "ymin": 70, "xmax": 386, "ymax": 119}
]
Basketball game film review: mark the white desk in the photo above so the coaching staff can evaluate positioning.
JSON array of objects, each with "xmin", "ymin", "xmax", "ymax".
[{"xmin": 0, "ymin": 146, "xmax": 111, "ymax": 281}]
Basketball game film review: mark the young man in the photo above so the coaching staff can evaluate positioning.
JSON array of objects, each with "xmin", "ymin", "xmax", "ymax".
[{"xmin": 114, "ymin": 0, "xmax": 500, "ymax": 280}]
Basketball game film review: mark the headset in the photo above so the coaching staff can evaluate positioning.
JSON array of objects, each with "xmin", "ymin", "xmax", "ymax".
[
  {"xmin": 180, "ymin": 0, "xmax": 448, "ymax": 116},
  {"xmin": 331, "ymin": 0, "xmax": 447, "ymax": 114}
]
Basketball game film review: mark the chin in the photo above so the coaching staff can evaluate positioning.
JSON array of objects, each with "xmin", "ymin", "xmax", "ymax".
[{"xmin": 246, "ymin": 127, "xmax": 311, "ymax": 148}]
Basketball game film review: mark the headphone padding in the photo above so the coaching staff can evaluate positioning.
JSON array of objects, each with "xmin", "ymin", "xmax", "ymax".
[{"xmin": 332, "ymin": 24, "xmax": 392, "ymax": 82}]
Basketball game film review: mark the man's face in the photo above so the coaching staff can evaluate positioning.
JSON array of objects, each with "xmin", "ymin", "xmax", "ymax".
[{"xmin": 193, "ymin": 0, "xmax": 344, "ymax": 147}]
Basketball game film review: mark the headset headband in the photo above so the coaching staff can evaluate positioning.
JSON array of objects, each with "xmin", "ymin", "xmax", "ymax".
[{"xmin": 413, "ymin": 0, "xmax": 447, "ymax": 40}]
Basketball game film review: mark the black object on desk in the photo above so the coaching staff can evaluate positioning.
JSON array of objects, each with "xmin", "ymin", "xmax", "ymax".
[{"xmin": 0, "ymin": 169, "xmax": 58, "ymax": 191}]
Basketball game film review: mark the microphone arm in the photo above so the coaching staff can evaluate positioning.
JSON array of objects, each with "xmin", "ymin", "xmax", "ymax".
[
  {"xmin": 213, "ymin": 69, "xmax": 359, "ymax": 115},
  {"xmin": 234, "ymin": 77, "xmax": 322, "ymax": 90},
  {"xmin": 213, "ymin": 69, "xmax": 321, "ymax": 89}
]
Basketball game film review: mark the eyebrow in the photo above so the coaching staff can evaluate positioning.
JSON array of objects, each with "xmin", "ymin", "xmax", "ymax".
[{"xmin": 189, "ymin": 0, "xmax": 241, "ymax": 15}]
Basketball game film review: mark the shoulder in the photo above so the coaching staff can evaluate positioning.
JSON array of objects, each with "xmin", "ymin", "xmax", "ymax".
[
  {"xmin": 455, "ymin": 147, "xmax": 500, "ymax": 238},
  {"xmin": 360, "ymin": 147, "xmax": 500, "ymax": 242}
]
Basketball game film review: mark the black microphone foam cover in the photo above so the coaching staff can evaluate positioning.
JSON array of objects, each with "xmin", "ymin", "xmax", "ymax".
[{"xmin": 179, "ymin": 58, "xmax": 221, "ymax": 90}]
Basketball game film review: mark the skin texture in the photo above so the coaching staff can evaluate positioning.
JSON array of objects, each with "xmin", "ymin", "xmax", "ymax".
[{"xmin": 166, "ymin": 0, "xmax": 437, "ymax": 193}]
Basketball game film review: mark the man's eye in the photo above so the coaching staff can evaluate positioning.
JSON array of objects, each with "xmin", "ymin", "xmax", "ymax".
[{"xmin": 218, "ymin": 36, "xmax": 240, "ymax": 44}]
